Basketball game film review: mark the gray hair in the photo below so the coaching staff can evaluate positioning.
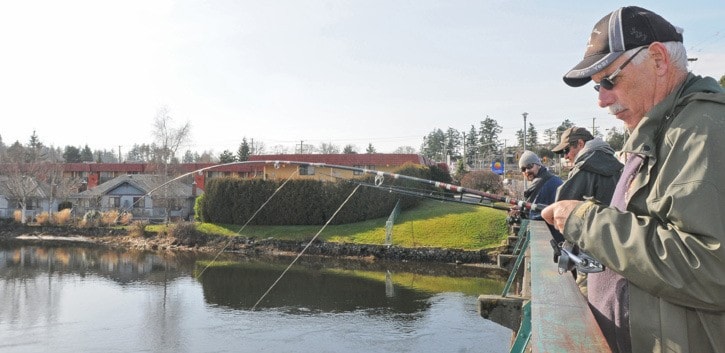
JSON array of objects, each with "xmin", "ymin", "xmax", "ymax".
[{"xmin": 630, "ymin": 41, "xmax": 688, "ymax": 72}]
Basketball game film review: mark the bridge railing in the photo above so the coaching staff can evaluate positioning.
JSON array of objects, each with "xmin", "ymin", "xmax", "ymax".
[{"xmin": 526, "ymin": 220, "xmax": 611, "ymax": 353}]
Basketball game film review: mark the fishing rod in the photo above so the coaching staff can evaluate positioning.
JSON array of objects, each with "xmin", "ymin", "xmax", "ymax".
[
  {"xmin": 316, "ymin": 170, "xmax": 513, "ymax": 211},
  {"xmin": 136, "ymin": 159, "xmax": 547, "ymax": 212},
  {"xmin": 259, "ymin": 160, "xmax": 548, "ymax": 212},
  {"xmin": 354, "ymin": 181, "xmax": 513, "ymax": 211}
]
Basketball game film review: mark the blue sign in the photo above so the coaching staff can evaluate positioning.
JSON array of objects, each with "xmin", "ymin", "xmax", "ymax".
[{"xmin": 491, "ymin": 160, "xmax": 504, "ymax": 175}]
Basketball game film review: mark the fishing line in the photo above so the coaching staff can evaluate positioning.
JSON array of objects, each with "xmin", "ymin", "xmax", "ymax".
[
  {"xmin": 251, "ymin": 184, "xmax": 362, "ymax": 311},
  {"xmin": 194, "ymin": 168, "xmax": 299, "ymax": 279}
]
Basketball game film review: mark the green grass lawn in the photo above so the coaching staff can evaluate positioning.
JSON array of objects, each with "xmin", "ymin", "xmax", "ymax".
[{"xmin": 192, "ymin": 199, "xmax": 509, "ymax": 251}]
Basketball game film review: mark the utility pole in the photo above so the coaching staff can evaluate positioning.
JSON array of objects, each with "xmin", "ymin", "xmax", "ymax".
[
  {"xmin": 522, "ymin": 112, "xmax": 529, "ymax": 190},
  {"xmin": 522, "ymin": 112, "xmax": 528, "ymax": 152},
  {"xmin": 592, "ymin": 117, "xmax": 597, "ymax": 136},
  {"xmin": 462, "ymin": 131, "xmax": 466, "ymax": 161},
  {"xmin": 299, "ymin": 140, "xmax": 304, "ymax": 154},
  {"xmin": 503, "ymin": 139, "xmax": 507, "ymax": 174},
  {"xmin": 118, "ymin": 145, "xmax": 122, "ymax": 162}
]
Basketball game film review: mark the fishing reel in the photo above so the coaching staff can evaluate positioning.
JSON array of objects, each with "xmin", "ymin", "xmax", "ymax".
[{"xmin": 550, "ymin": 240, "xmax": 605, "ymax": 274}]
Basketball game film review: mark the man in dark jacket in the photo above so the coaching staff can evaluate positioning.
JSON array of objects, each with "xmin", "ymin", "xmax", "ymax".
[
  {"xmin": 552, "ymin": 127, "xmax": 622, "ymax": 205},
  {"xmin": 552, "ymin": 126, "xmax": 623, "ymax": 293}
]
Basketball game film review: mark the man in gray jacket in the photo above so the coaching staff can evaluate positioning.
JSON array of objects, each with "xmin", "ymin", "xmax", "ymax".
[
  {"xmin": 543, "ymin": 6, "xmax": 725, "ymax": 353},
  {"xmin": 553, "ymin": 127, "xmax": 622, "ymax": 205}
]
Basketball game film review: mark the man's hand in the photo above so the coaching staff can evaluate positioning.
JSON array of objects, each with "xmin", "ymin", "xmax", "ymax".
[{"xmin": 542, "ymin": 200, "xmax": 583, "ymax": 232}]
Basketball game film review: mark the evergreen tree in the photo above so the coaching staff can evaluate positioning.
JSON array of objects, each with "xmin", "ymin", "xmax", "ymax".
[
  {"xmin": 365, "ymin": 143, "xmax": 376, "ymax": 154},
  {"xmin": 80, "ymin": 144, "xmax": 94, "ymax": 162},
  {"xmin": 6, "ymin": 141, "xmax": 25, "ymax": 163},
  {"xmin": 556, "ymin": 119, "xmax": 576, "ymax": 139},
  {"xmin": 606, "ymin": 126, "xmax": 626, "ymax": 150},
  {"xmin": 444, "ymin": 127, "xmax": 461, "ymax": 158},
  {"xmin": 526, "ymin": 122, "xmax": 538, "ymax": 148},
  {"xmin": 63, "ymin": 146, "xmax": 82, "ymax": 163},
  {"xmin": 26, "ymin": 130, "xmax": 45, "ymax": 162},
  {"xmin": 182, "ymin": 150, "xmax": 196, "ymax": 163},
  {"xmin": 219, "ymin": 150, "xmax": 237, "ymax": 163},
  {"xmin": 464, "ymin": 125, "xmax": 478, "ymax": 166},
  {"xmin": 343, "ymin": 144, "xmax": 358, "ymax": 154},
  {"xmin": 237, "ymin": 137, "xmax": 251, "ymax": 161},
  {"xmin": 479, "ymin": 116, "xmax": 502, "ymax": 163},
  {"xmin": 420, "ymin": 128, "xmax": 445, "ymax": 160}
]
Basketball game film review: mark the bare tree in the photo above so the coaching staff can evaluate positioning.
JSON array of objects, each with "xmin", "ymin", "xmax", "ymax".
[
  {"xmin": 251, "ymin": 139, "xmax": 266, "ymax": 155},
  {"xmin": 152, "ymin": 106, "xmax": 192, "ymax": 222},
  {"xmin": 153, "ymin": 106, "xmax": 192, "ymax": 164},
  {"xmin": 0, "ymin": 163, "xmax": 49, "ymax": 223},
  {"xmin": 318, "ymin": 142, "xmax": 340, "ymax": 154},
  {"xmin": 271, "ymin": 145, "xmax": 289, "ymax": 154},
  {"xmin": 45, "ymin": 164, "xmax": 82, "ymax": 215},
  {"xmin": 393, "ymin": 146, "xmax": 417, "ymax": 154}
]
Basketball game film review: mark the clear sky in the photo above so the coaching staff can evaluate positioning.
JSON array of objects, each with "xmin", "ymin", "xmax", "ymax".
[{"xmin": 1, "ymin": 1, "xmax": 723, "ymax": 157}]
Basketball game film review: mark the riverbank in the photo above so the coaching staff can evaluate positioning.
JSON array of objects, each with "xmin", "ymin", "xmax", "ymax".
[{"xmin": 0, "ymin": 222, "xmax": 509, "ymax": 267}]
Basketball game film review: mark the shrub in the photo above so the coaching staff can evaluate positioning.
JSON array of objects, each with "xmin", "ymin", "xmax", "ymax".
[
  {"xmin": 35, "ymin": 212, "xmax": 51, "ymax": 225},
  {"xmin": 118, "ymin": 212, "xmax": 133, "ymax": 225},
  {"xmin": 128, "ymin": 220, "xmax": 148, "ymax": 238},
  {"xmin": 81, "ymin": 210, "xmax": 102, "ymax": 227},
  {"xmin": 168, "ymin": 222, "xmax": 208, "ymax": 246},
  {"xmin": 460, "ymin": 170, "xmax": 504, "ymax": 194},
  {"xmin": 53, "ymin": 209, "xmax": 72, "ymax": 225},
  {"xmin": 193, "ymin": 193, "xmax": 206, "ymax": 222},
  {"xmin": 13, "ymin": 210, "xmax": 22, "ymax": 223},
  {"xmin": 101, "ymin": 210, "xmax": 120, "ymax": 226}
]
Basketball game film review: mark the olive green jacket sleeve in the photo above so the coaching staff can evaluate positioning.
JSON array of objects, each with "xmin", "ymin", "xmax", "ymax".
[{"xmin": 563, "ymin": 83, "xmax": 725, "ymax": 312}]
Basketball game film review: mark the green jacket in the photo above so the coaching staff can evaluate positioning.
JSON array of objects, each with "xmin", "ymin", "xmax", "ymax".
[{"xmin": 564, "ymin": 74, "xmax": 725, "ymax": 353}]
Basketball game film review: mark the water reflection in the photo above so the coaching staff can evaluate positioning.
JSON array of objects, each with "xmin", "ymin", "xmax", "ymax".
[
  {"xmin": 0, "ymin": 244, "xmax": 511, "ymax": 353},
  {"xmin": 197, "ymin": 261, "xmax": 432, "ymax": 313}
]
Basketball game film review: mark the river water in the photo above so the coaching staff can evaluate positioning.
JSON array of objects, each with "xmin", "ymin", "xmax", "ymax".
[{"xmin": 0, "ymin": 243, "xmax": 511, "ymax": 353}]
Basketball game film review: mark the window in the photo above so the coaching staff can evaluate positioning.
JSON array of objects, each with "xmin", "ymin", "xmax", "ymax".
[
  {"xmin": 132, "ymin": 197, "xmax": 145, "ymax": 209},
  {"xmin": 19, "ymin": 200, "xmax": 36, "ymax": 210},
  {"xmin": 109, "ymin": 196, "xmax": 121, "ymax": 208},
  {"xmin": 299, "ymin": 165, "xmax": 315, "ymax": 176}
]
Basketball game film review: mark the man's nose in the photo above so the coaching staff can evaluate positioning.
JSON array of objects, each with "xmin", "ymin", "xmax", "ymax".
[{"xmin": 597, "ymin": 87, "xmax": 616, "ymax": 108}]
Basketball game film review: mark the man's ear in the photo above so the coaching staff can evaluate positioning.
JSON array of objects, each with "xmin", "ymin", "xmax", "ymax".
[{"xmin": 648, "ymin": 42, "xmax": 669, "ymax": 75}]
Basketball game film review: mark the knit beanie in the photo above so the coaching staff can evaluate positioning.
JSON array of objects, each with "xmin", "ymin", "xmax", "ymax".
[{"xmin": 518, "ymin": 150, "xmax": 542, "ymax": 169}]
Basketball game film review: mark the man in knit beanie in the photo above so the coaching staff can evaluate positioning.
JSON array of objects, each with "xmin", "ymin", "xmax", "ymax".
[{"xmin": 512, "ymin": 150, "xmax": 563, "ymax": 242}]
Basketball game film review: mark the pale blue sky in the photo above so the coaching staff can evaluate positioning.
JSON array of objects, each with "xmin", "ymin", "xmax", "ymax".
[{"xmin": 1, "ymin": 1, "xmax": 723, "ymax": 155}]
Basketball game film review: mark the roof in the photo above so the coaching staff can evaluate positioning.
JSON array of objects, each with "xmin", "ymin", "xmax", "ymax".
[
  {"xmin": 75, "ymin": 174, "xmax": 192, "ymax": 198},
  {"xmin": 0, "ymin": 175, "xmax": 51, "ymax": 198},
  {"xmin": 52, "ymin": 154, "xmax": 431, "ymax": 174},
  {"xmin": 248, "ymin": 153, "xmax": 431, "ymax": 166}
]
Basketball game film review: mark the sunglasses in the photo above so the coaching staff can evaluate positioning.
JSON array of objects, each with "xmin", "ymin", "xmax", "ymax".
[
  {"xmin": 562, "ymin": 142, "xmax": 577, "ymax": 155},
  {"xmin": 594, "ymin": 46, "xmax": 647, "ymax": 92},
  {"xmin": 520, "ymin": 164, "xmax": 535, "ymax": 172}
]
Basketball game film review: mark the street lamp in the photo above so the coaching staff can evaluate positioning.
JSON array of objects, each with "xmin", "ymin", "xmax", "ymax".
[{"xmin": 522, "ymin": 112, "xmax": 528, "ymax": 152}]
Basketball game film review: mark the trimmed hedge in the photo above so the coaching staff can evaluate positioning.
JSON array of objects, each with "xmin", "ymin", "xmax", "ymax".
[{"xmin": 196, "ymin": 163, "xmax": 450, "ymax": 225}]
